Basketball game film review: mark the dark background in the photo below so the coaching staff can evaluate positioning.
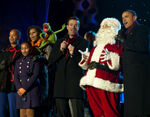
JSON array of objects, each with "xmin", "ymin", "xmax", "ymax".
[{"xmin": 0, "ymin": 0, "xmax": 150, "ymax": 49}]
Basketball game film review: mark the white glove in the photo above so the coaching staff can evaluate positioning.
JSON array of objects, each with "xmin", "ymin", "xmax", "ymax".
[
  {"xmin": 100, "ymin": 49, "xmax": 111, "ymax": 62},
  {"xmin": 78, "ymin": 48, "xmax": 89, "ymax": 62}
]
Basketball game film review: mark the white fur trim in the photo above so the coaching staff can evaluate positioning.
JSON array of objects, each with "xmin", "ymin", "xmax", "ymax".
[
  {"xmin": 80, "ymin": 75, "xmax": 124, "ymax": 93},
  {"xmin": 107, "ymin": 52, "xmax": 120, "ymax": 71},
  {"xmin": 79, "ymin": 59, "xmax": 88, "ymax": 70},
  {"xmin": 78, "ymin": 48, "xmax": 89, "ymax": 70},
  {"xmin": 100, "ymin": 18, "xmax": 121, "ymax": 32}
]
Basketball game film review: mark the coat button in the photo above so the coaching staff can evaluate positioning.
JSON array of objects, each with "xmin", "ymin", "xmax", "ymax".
[{"xmin": 27, "ymin": 79, "xmax": 29, "ymax": 82}]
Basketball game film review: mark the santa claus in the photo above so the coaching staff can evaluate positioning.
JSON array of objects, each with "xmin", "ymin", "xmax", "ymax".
[{"xmin": 79, "ymin": 18, "xmax": 124, "ymax": 117}]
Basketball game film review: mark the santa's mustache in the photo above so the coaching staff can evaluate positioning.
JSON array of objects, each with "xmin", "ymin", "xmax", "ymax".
[
  {"xmin": 96, "ymin": 28, "xmax": 118, "ymax": 40},
  {"xmin": 99, "ymin": 28, "xmax": 116, "ymax": 33}
]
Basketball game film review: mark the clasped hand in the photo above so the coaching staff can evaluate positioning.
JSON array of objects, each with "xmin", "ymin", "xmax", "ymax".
[
  {"xmin": 17, "ymin": 88, "xmax": 26, "ymax": 96},
  {"xmin": 60, "ymin": 41, "xmax": 74, "ymax": 55}
]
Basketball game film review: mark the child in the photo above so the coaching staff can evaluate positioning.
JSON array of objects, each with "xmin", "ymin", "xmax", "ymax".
[{"xmin": 14, "ymin": 41, "xmax": 41, "ymax": 117}]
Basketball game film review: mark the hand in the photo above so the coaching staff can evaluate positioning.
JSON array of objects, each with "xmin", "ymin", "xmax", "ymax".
[
  {"xmin": 100, "ymin": 49, "xmax": 110, "ymax": 62},
  {"xmin": 78, "ymin": 48, "xmax": 89, "ymax": 62},
  {"xmin": 17, "ymin": 90, "xmax": 22, "ymax": 96},
  {"xmin": 60, "ymin": 41, "xmax": 68, "ymax": 51},
  {"xmin": 68, "ymin": 44, "xmax": 74, "ymax": 55},
  {"xmin": 18, "ymin": 88, "xmax": 26, "ymax": 96}
]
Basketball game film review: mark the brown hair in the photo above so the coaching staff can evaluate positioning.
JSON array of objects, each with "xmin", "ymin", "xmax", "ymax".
[
  {"xmin": 27, "ymin": 25, "xmax": 42, "ymax": 42},
  {"xmin": 67, "ymin": 16, "xmax": 80, "ymax": 26}
]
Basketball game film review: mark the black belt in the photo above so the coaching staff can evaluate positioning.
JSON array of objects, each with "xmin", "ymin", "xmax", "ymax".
[{"xmin": 88, "ymin": 61, "xmax": 118, "ymax": 74}]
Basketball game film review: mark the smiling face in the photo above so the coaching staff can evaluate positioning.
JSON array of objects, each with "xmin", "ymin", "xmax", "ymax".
[
  {"xmin": 122, "ymin": 11, "xmax": 137, "ymax": 29},
  {"xmin": 29, "ymin": 28, "xmax": 39, "ymax": 43},
  {"xmin": 67, "ymin": 19, "xmax": 80, "ymax": 38},
  {"xmin": 9, "ymin": 29, "xmax": 20, "ymax": 46},
  {"xmin": 21, "ymin": 43, "xmax": 31, "ymax": 57}
]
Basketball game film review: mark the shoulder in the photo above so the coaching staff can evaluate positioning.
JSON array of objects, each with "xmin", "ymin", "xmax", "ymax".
[
  {"xmin": 42, "ymin": 44, "xmax": 52, "ymax": 52},
  {"xmin": 31, "ymin": 55, "xmax": 40, "ymax": 62},
  {"xmin": 16, "ymin": 45, "xmax": 21, "ymax": 50},
  {"xmin": 78, "ymin": 36, "xmax": 89, "ymax": 44},
  {"xmin": 52, "ymin": 38, "xmax": 65, "ymax": 48},
  {"xmin": 56, "ymin": 37, "xmax": 65, "ymax": 43},
  {"xmin": 135, "ymin": 24, "xmax": 149, "ymax": 33},
  {"xmin": 0, "ymin": 49, "xmax": 6, "ymax": 56},
  {"xmin": 0, "ymin": 48, "xmax": 6, "ymax": 53},
  {"xmin": 15, "ymin": 56, "xmax": 23, "ymax": 64}
]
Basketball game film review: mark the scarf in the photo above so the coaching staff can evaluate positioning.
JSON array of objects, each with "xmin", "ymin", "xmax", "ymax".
[
  {"xmin": 65, "ymin": 34, "xmax": 78, "ymax": 58},
  {"xmin": 6, "ymin": 46, "xmax": 21, "ymax": 82},
  {"xmin": 31, "ymin": 38, "xmax": 43, "ymax": 47},
  {"xmin": 125, "ymin": 21, "xmax": 139, "ymax": 35}
]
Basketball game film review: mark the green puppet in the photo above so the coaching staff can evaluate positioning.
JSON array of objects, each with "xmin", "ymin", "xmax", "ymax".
[{"xmin": 39, "ymin": 23, "xmax": 65, "ymax": 50}]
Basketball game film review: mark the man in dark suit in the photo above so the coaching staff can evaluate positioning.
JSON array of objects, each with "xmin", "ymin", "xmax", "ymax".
[
  {"xmin": 0, "ymin": 29, "xmax": 21, "ymax": 117},
  {"xmin": 48, "ymin": 16, "xmax": 89, "ymax": 117},
  {"xmin": 121, "ymin": 9, "xmax": 150, "ymax": 117}
]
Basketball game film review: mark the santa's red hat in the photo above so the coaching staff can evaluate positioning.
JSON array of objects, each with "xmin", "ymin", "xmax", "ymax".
[{"xmin": 100, "ymin": 18, "xmax": 121, "ymax": 32}]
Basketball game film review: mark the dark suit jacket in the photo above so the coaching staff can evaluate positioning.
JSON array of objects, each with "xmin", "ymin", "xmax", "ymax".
[
  {"xmin": 122, "ymin": 24, "xmax": 150, "ymax": 116},
  {"xmin": 48, "ymin": 35, "xmax": 89, "ymax": 99}
]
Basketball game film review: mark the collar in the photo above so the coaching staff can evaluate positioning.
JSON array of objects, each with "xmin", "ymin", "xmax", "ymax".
[
  {"xmin": 6, "ymin": 45, "xmax": 20, "ymax": 52},
  {"xmin": 66, "ymin": 33, "xmax": 79, "ymax": 39},
  {"xmin": 125, "ymin": 21, "xmax": 139, "ymax": 35}
]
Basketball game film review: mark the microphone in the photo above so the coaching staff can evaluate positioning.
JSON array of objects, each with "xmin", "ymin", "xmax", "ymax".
[{"xmin": 62, "ymin": 38, "xmax": 68, "ymax": 53}]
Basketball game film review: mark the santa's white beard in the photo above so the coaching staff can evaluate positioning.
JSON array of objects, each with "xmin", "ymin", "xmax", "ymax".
[{"xmin": 95, "ymin": 28, "xmax": 118, "ymax": 46}]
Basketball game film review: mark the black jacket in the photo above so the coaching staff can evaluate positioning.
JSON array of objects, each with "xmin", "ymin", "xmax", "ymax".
[
  {"xmin": 48, "ymin": 35, "xmax": 89, "ymax": 99},
  {"xmin": 121, "ymin": 24, "xmax": 150, "ymax": 116},
  {"xmin": 0, "ymin": 45, "xmax": 21, "ymax": 92}
]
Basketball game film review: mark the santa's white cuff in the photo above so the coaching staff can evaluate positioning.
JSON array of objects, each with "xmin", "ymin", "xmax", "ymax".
[
  {"xmin": 107, "ymin": 52, "xmax": 120, "ymax": 71},
  {"xmin": 79, "ymin": 59, "xmax": 88, "ymax": 70}
]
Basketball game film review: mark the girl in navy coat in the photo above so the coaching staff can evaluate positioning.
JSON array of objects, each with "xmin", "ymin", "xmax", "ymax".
[{"xmin": 14, "ymin": 42, "xmax": 41, "ymax": 117}]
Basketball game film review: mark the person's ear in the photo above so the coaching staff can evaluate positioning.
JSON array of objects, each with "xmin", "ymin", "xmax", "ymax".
[
  {"xmin": 133, "ymin": 16, "xmax": 137, "ymax": 21},
  {"xmin": 66, "ymin": 24, "xmax": 69, "ymax": 30},
  {"xmin": 18, "ymin": 36, "xmax": 21, "ymax": 41}
]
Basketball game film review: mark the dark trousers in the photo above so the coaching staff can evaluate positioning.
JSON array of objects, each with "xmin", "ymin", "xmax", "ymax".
[{"xmin": 55, "ymin": 98, "xmax": 84, "ymax": 117}]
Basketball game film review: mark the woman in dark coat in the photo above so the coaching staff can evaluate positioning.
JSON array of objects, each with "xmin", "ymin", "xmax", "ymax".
[{"xmin": 27, "ymin": 25, "xmax": 51, "ymax": 117}]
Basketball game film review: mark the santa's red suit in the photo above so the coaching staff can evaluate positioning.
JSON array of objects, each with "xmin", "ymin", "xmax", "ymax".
[{"xmin": 79, "ymin": 18, "xmax": 124, "ymax": 117}]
